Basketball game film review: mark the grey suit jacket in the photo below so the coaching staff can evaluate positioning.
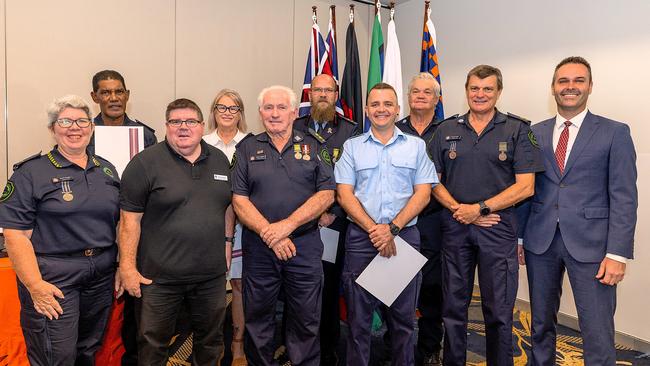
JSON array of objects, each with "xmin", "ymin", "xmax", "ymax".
[{"xmin": 519, "ymin": 111, "xmax": 637, "ymax": 262}]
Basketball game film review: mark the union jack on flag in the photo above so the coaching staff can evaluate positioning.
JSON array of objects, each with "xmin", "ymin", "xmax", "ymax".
[{"xmin": 299, "ymin": 23, "xmax": 327, "ymax": 117}]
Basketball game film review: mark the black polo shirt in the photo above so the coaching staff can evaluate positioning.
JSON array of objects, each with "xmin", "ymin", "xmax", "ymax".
[
  {"xmin": 120, "ymin": 140, "xmax": 231, "ymax": 284},
  {"xmin": 231, "ymin": 129, "xmax": 335, "ymax": 236},
  {"xmin": 0, "ymin": 148, "xmax": 120, "ymax": 254},
  {"xmin": 430, "ymin": 110, "xmax": 544, "ymax": 204},
  {"xmin": 397, "ymin": 115, "xmax": 443, "ymax": 216},
  {"xmin": 293, "ymin": 114, "xmax": 358, "ymax": 218}
]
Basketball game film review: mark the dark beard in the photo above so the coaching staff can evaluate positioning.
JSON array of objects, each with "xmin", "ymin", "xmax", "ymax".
[{"xmin": 311, "ymin": 102, "xmax": 336, "ymax": 122}]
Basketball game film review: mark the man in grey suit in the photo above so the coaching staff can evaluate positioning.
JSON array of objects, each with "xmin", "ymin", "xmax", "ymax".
[{"xmin": 518, "ymin": 56, "xmax": 637, "ymax": 365}]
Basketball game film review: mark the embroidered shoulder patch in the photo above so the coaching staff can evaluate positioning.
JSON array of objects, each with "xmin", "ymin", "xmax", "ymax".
[
  {"xmin": 1, "ymin": 181, "xmax": 15, "ymax": 202},
  {"xmin": 320, "ymin": 148, "xmax": 332, "ymax": 167},
  {"xmin": 528, "ymin": 131, "xmax": 540, "ymax": 148}
]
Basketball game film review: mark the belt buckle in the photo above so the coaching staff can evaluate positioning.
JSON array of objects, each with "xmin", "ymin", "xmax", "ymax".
[{"xmin": 84, "ymin": 249, "xmax": 94, "ymax": 257}]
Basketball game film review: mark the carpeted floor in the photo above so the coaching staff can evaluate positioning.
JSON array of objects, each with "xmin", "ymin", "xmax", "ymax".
[{"xmin": 168, "ymin": 291, "xmax": 650, "ymax": 365}]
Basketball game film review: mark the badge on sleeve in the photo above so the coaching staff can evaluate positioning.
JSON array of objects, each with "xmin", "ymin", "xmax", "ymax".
[
  {"xmin": 103, "ymin": 167, "xmax": 114, "ymax": 178},
  {"xmin": 332, "ymin": 148, "xmax": 341, "ymax": 163},
  {"xmin": 320, "ymin": 148, "xmax": 332, "ymax": 167},
  {"xmin": 0, "ymin": 181, "xmax": 15, "ymax": 202},
  {"xmin": 528, "ymin": 131, "xmax": 540, "ymax": 148}
]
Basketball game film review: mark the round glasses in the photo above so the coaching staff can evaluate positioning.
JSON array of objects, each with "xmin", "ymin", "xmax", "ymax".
[
  {"xmin": 55, "ymin": 118, "xmax": 92, "ymax": 128},
  {"xmin": 214, "ymin": 104, "xmax": 241, "ymax": 114}
]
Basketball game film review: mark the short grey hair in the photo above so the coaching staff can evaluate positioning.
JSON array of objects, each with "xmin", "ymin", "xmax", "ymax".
[
  {"xmin": 407, "ymin": 72, "xmax": 441, "ymax": 99},
  {"xmin": 257, "ymin": 85, "xmax": 297, "ymax": 109},
  {"xmin": 46, "ymin": 95, "xmax": 92, "ymax": 127}
]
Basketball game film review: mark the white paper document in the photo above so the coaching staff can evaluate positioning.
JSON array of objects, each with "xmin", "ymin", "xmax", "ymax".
[
  {"xmin": 320, "ymin": 227, "xmax": 339, "ymax": 263},
  {"xmin": 355, "ymin": 236, "xmax": 427, "ymax": 306},
  {"xmin": 94, "ymin": 126, "xmax": 145, "ymax": 177}
]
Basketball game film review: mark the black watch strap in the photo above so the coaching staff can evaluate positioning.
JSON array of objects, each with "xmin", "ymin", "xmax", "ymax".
[
  {"xmin": 389, "ymin": 222, "xmax": 401, "ymax": 236},
  {"xmin": 478, "ymin": 201, "xmax": 491, "ymax": 216}
]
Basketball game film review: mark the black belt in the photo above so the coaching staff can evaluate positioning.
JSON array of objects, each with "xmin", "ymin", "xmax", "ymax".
[{"xmin": 37, "ymin": 247, "xmax": 109, "ymax": 258}]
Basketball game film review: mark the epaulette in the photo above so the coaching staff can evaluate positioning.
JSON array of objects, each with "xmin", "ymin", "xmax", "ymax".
[
  {"xmin": 442, "ymin": 114, "xmax": 460, "ymax": 123},
  {"xmin": 307, "ymin": 128, "xmax": 326, "ymax": 144},
  {"xmin": 13, "ymin": 152, "xmax": 41, "ymax": 171},
  {"xmin": 338, "ymin": 115, "xmax": 358, "ymax": 125},
  {"xmin": 506, "ymin": 112, "xmax": 531, "ymax": 125},
  {"xmin": 135, "ymin": 119, "xmax": 156, "ymax": 133},
  {"xmin": 94, "ymin": 154, "xmax": 111, "ymax": 165},
  {"xmin": 235, "ymin": 133, "xmax": 255, "ymax": 148}
]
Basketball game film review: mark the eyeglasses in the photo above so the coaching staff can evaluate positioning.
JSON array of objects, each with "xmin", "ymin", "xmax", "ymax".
[
  {"xmin": 167, "ymin": 119, "xmax": 203, "ymax": 127},
  {"xmin": 311, "ymin": 87, "xmax": 336, "ymax": 94},
  {"xmin": 96, "ymin": 88, "xmax": 127, "ymax": 100},
  {"xmin": 55, "ymin": 118, "xmax": 92, "ymax": 128},
  {"xmin": 214, "ymin": 104, "xmax": 241, "ymax": 114}
]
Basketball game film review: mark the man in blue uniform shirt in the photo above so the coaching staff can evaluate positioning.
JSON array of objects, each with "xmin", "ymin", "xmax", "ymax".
[
  {"xmin": 430, "ymin": 65, "xmax": 544, "ymax": 366},
  {"xmin": 232, "ymin": 85, "xmax": 335, "ymax": 366},
  {"xmin": 89, "ymin": 70, "xmax": 157, "ymax": 154},
  {"xmin": 518, "ymin": 56, "xmax": 637, "ymax": 365},
  {"xmin": 335, "ymin": 82, "xmax": 437, "ymax": 366},
  {"xmin": 293, "ymin": 74, "xmax": 358, "ymax": 365}
]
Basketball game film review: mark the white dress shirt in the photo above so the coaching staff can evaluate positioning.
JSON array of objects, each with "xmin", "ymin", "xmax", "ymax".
[
  {"xmin": 203, "ymin": 129, "xmax": 247, "ymax": 162},
  {"xmin": 553, "ymin": 109, "xmax": 627, "ymax": 263}
]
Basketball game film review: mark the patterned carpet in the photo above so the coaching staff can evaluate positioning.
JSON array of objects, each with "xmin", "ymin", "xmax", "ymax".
[{"xmin": 167, "ymin": 291, "xmax": 650, "ymax": 365}]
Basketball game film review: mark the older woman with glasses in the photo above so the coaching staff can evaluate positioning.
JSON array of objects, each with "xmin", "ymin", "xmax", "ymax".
[
  {"xmin": 204, "ymin": 88, "xmax": 249, "ymax": 366},
  {"xmin": 0, "ymin": 95, "xmax": 120, "ymax": 366}
]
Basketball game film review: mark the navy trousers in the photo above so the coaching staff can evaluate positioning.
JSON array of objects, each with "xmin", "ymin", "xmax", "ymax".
[
  {"xmin": 342, "ymin": 223, "xmax": 421, "ymax": 366},
  {"xmin": 525, "ymin": 226, "xmax": 617, "ymax": 366},
  {"xmin": 415, "ymin": 211, "xmax": 444, "ymax": 358},
  {"xmin": 441, "ymin": 208, "xmax": 518, "ymax": 366},
  {"xmin": 17, "ymin": 248, "xmax": 116, "ymax": 366},
  {"xmin": 243, "ymin": 229, "xmax": 323, "ymax": 366}
]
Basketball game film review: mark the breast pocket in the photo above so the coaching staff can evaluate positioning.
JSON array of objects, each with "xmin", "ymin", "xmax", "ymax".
[
  {"xmin": 390, "ymin": 156, "xmax": 416, "ymax": 191},
  {"xmin": 354, "ymin": 156, "xmax": 379, "ymax": 193}
]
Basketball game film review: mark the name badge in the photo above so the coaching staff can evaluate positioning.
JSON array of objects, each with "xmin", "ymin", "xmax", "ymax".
[{"xmin": 214, "ymin": 174, "xmax": 228, "ymax": 181}]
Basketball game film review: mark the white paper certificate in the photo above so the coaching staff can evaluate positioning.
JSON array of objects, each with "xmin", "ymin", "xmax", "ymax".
[
  {"xmin": 94, "ymin": 126, "xmax": 145, "ymax": 177},
  {"xmin": 355, "ymin": 236, "xmax": 427, "ymax": 306},
  {"xmin": 320, "ymin": 227, "xmax": 339, "ymax": 263}
]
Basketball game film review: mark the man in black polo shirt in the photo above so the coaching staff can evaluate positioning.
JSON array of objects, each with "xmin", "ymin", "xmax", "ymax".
[{"xmin": 118, "ymin": 98, "xmax": 232, "ymax": 365}]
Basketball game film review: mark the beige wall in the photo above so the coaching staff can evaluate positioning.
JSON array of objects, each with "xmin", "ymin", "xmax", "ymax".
[{"xmin": 396, "ymin": 0, "xmax": 650, "ymax": 344}]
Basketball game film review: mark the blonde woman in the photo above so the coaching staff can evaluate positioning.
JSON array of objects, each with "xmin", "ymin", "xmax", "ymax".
[{"xmin": 204, "ymin": 89, "xmax": 248, "ymax": 366}]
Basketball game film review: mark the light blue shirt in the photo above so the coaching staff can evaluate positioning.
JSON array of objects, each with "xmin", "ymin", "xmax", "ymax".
[{"xmin": 334, "ymin": 126, "xmax": 438, "ymax": 227}]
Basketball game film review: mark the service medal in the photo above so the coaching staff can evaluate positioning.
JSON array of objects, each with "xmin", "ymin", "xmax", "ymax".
[
  {"xmin": 498, "ymin": 152, "xmax": 507, "ymax": 161},
  {"xmin": 498, "ymin": 142, "xmax": 508, "ymax": 161},
  {"xmin": 63, "ymin": 192, "xmax": 74, "ymax": 201},
  {"xmin": 293, "ymin": 144, "xmax": 302, "ymax": 159},
  {"xmin": 449, "ymin": 150, "xmax": 457, "ymax": 160},
  {"xmin": 301, "ymin": 144, "xmax": 311, "ymax": 161}
]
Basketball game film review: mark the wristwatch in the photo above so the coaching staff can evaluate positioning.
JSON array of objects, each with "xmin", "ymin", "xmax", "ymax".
[
  {"xmin": 388, "ymin": 222, "xmax": 401, "ymax": 236},
  {"xmin": 225, "ymin": 236, "xmax": 234, "ymax": 244},
  {"xmin": 478, "ymin": 201, "xmax": 491, "ymax": 216}
]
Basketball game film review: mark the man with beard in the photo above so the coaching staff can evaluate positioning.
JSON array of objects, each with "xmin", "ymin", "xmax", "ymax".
[
  {"xmin": 518, "ymin": 56, "xmax": 637, "ymax": 365},
  {"xmin": 293, "ymin": 73, "xmax": 358, "ymax": 365}
]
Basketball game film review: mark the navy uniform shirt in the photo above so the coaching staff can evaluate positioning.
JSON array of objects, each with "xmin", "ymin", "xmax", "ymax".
[
  {"xmin": 88, "ymin": 113, "xmax": 157, "ymax": 154},
  {"xmin": 396, "ymin": 115, "xmax": 444, "ymax": 216},
  {"xmin": 0, "ymin": 148, "xmax": 120, "ymax": 254},
  {"xmin": 430, "ymin": 110, "xmax": 544, "ymax": 204},
  {"xmin": 232, "ymin": 128, "xmax": 335, "ymax": 236},
  {"xmin": 294, "ymin": 114, "xmax": 358, "ymax": 218},
  {"xmin": 120, "ymin": 141, "xmax": 231, "ymax": 284}
]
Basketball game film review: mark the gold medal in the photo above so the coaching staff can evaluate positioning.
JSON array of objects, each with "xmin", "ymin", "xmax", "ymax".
[
  {"xmin": 303, "ymin": 154, "xmax": 311, "ymax": 161},
  {"xmin": 498, "ymin": 142, "xmax": 508, "ymax": 161},
  {"xmin": 498, "ymin": 152, "xmax": 507, "ymax": 161},
  {"xmin": 63, "ymin": 192, "xmax": 74, "ymax": 201},
  {"xmin": 449, "ymin": 151, "xmax": 457, "ymax": 160},
  {"xmin": 295, "ymin": 152, "xmax": 303, "ymax": 159},
  {"xmin": 301, "ymin": 144, "xmax": 311, "ymax": 161}
]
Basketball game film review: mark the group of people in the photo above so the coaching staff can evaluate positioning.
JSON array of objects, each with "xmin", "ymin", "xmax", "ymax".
[{"xmin": 0, "ymin": 55, "xmax": 637, "ymax": 366}]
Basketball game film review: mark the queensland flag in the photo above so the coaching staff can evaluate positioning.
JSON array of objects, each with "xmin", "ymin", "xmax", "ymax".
[
  {"xmin": 299, "ymin": 22, "xmax": 327, "ymax": 117},
  {"xmin": 320, "ymin": 11, "xmax": 344, "ymax": 116},
  {"xmin": 420, "ymin": 10, "xmax": 444, "ymax": 121},
  {"xmin": 340, "ymin": 18, "xmax": 362, "ymax": 125}
]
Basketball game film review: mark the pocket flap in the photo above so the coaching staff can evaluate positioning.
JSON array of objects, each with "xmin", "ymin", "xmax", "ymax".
[{"xmin": 584, "ymin": 207, "xmax": 609, "ymax": 219}]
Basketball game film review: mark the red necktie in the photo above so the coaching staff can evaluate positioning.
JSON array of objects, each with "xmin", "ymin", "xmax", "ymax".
[{"xmin": 555, "ymin": 121, "xmax": 572, "ymax": 173}]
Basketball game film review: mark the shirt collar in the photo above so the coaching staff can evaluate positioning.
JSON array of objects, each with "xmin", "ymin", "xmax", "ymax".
[
  {"xmin": 555, "ymin": 108, "xmax": 588, "ymax": 130},
  {"xmin": 164, "ymin": 139, "xmax": 210, "ymax": 162},
  {"xmin": 47, "ymin": 147, "xmax": 100, "ymax": 169},
  {"xmin": 363, "ymin": 125, "xmax": 405, "ymax": 145},
  {"xmin": 93, "ymin": 113, "xmax": 135, "ymax": 126},
  {"xmin": 212, "ymin": 129, "xmax": 247, "ymax": 145}
]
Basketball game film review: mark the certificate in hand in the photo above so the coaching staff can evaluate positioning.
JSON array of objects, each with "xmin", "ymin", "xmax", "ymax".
[
  {"xmin": 355, "ymin": 236, "xmax": 427, "ymax": 306},
  {"xmin": 94, "ymin": 126, "xmax": 144, "ymax": 177}
]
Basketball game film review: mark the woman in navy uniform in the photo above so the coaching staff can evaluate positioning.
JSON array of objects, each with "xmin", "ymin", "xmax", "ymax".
[{"xmin": 0, "ymin": 95, "xmax": 120, "ymax": 366}]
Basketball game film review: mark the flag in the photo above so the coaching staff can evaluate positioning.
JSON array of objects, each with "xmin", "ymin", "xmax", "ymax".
[
  {"xmin": 320, "ymin": 10, "xmax": 344, "ymax": 116},
  {"xmin": 420, "ymin": 10, "xmax": 444, "ymax": 121},
  {"xmin": 382, "ymin": 16, "xmax": 403, "ymax": 119},
  {"xmin": 365, "ymin": 9, "xmax": 384, "ymax": 132},
  {"xmin": 299, "ymin": 22, "xmax": 327, "ymax": 117},
  {"xmin": 340, "ymin": 19, "xmax": 362, "ymax": 125}
]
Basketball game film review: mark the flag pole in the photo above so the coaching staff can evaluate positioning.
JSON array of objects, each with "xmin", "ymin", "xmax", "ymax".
[
  {"xmin": 312, "ymin": 6, "xmax": 317, "ymax": 24},
  {"xmin": 374, "ymin": 0, "xmax": 380, "ymax": 15},
  {"xmin": 389, "ymin": 2, "xmax": 395, "ymax": 20},
  {"xmin": 423, "ymin": 1, "xmax": 430, "ymax": 25},
  {"xmin": 330, "ymin": 5, "xmax": 338, "ymax": 46},
  {"xmin": 349, "ymin": 4, "xmax": 355, "ymax": 24}
]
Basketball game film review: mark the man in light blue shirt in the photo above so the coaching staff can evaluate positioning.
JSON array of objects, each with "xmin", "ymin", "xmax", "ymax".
[{"xmin": 334, "ymin": 83, "xmax": 438, "ymax": 366}]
